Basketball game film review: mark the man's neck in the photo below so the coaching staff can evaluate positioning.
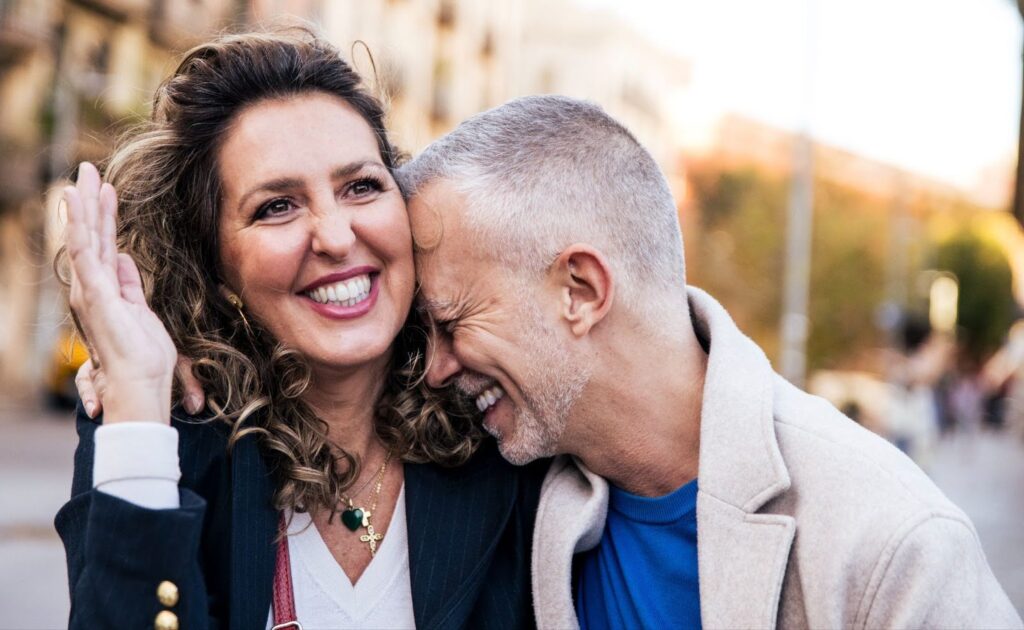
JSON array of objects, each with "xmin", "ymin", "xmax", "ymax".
[{"xmin": 566, "ymin": 320, "xmax": 708, "ymax": 497}]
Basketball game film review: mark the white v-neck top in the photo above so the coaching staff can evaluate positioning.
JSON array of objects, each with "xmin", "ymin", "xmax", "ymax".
[
  {"xmin": 267, "ymin": 485, "xmax": 416, "ymax": 629},
  {"xmin": 89, "ymin": 422, "xmax": 416, "ymax": 629}
]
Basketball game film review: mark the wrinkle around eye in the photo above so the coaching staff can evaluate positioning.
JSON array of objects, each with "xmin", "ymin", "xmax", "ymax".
[{"xmin": 253, "ymin": 197, "xmax": 299, "ymax": 221}]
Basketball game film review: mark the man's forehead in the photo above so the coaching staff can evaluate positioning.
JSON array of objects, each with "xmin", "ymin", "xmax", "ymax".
[
  {"xmin": 408, "ymin": 179, "xmax": 462, "ymax": 232},
  {"xmin": 408, "ymin": 180, "xmax": 474, "ymax": 270}
]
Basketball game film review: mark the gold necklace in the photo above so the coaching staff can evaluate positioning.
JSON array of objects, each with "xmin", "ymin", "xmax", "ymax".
[{"xmin": 339, "ymin": 449, "xmax": 392, "ymax": 557}]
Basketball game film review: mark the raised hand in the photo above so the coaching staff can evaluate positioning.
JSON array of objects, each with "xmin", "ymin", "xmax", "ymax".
[
  {"xmin": 64, "ymin": 162, "xmax": 177, "ymax": 424},
  {"xmin": 76, "ymin": 356, "xmax": 209, "ymax": 419}
]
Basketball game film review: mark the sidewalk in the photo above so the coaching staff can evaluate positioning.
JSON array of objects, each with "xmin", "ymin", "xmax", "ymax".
[
  {"xmin": 0, "ymin": 405, "xmax": 75, "ymax": 630},
  {"xmin": 927, "ymin": 429, "xmax": 1024, "ymax": 613}
]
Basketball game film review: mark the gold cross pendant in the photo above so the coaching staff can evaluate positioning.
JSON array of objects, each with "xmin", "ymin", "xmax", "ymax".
[{"xmin": 360, "ymin": 524, "xmax": 383, "ymax": 556}]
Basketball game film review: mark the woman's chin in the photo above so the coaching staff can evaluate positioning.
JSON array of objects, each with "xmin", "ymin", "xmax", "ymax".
[{"xmin": 304, "ymin": 337, "xmax": 396, "ymax": 374}]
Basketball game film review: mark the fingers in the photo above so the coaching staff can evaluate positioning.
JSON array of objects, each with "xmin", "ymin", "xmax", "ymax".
[
  {"xmin": 175, "ymin": 357, "xmax": 206, "ymax": 415},
  {"xmin": 75, "ymin": 361, "xmax": 105, "ymax": 418},
  {"xmin": 65, "ymin": 171, "xmax": 112, "ymax": 301},
  {"xmin": 64, "ymin": 185, "xmax": 92, "ymax": 268},
  {"xmin": 116, "ymin": 253, "xmax": 147, "ymax": 306},
  {"xmin": 99, "ymin": 182, "xmax": 118, "ymax": 274},
  {"xmin": 77, "ymin": 163, "xmax": 101, "ymax": 252}
]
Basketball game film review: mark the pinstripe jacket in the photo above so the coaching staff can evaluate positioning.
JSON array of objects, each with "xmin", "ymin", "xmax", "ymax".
[{"xmin": 55, "ymin": 405, "xmax": 548, "ymax": 630}]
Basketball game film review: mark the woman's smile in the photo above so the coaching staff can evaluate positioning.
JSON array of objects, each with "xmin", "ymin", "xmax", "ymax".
[{"xmin": 299, "ymin": 268, "xmax": 380, "ymax": 319}]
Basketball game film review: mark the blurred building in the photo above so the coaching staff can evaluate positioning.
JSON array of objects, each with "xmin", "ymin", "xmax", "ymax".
[
  {"xmin": 704, "ymin": 114, "xmax": 971, "ymax": 204},
  {"xmin": 0, "ymin": 0, "xmax": 238, "ymax": 398}
]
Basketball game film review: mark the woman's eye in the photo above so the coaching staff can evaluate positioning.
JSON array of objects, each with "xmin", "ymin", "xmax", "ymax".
[
  {"xmin": 349, "ymin": 177, "xmax": 384, "ymax": 197},
  {"xmin": 255, "ymin": 198, "xmax": 293, "ymax": 219}
]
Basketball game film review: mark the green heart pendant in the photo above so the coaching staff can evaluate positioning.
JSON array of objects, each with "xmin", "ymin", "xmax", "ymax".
[{"xmin": 341, "ymin": 507, "xmax": 364, "ymax": 532}]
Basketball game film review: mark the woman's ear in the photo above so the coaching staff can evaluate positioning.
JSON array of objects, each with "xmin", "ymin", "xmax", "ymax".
[{"xmin": 549, "ymin": 244, "xmax": 614, "ymax": 337}]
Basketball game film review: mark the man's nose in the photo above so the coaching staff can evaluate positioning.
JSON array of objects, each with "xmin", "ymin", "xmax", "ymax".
[
  {"xmin": 426, "ymin": 335, "xmax": 462, "ymax": 389},
  {"xmin": 310, "ymin": 200, "xmax": 356, "ymax": 259}
]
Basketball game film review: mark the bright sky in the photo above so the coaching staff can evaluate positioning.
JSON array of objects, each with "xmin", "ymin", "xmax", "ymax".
[{"xmin": 575, "ymin": 0, "xmax": 1022, "ymax": 193}]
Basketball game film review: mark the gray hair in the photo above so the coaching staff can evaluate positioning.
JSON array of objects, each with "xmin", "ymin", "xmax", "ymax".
[{"xmin": 397, "ymin": 95, "xmax": 688, "ymax": 327}]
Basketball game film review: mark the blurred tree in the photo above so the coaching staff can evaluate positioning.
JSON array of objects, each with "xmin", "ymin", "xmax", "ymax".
[
  {"xmin": 806, "ymin": 179, "xmax": 889, "ymax": 371},
  {"xmin": 687, "ymin": 164, "xmax": 787, "ymax": 359},
  {"xmin": 686, "ymin": 162, "xmax": 890, "ymax": 372},
  {"xmin": 935, "ymin": 228, "xmax": 1016, "ymax": 362}
]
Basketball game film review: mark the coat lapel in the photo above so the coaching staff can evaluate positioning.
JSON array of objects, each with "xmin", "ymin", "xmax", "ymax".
[
  {"xmin": 404, "ymin": 443, "xmax": 519, "ymax": 630},
  {"xmin": 228, "ymin": 434, "xmax": 277, "ymax": 630},
  {"xmin": 532, "ymin": 456, "xmax": 608, "ymax": 630},
  {"xmin": 697, "ymin": 494, "xmax": 795, "ymax": 629},
  {"xmin": 688, "ymin": 287, "xmax": 796, "ymax": 629}
]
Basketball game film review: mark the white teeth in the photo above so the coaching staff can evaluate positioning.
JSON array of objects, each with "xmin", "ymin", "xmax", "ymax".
[
  {"xmin": 305, "ymin": 274, "xmax": 372, "ymax": 307},
  {"xmin": 475, "ymin": 385, "xmax": 505, "ymax": 413}
]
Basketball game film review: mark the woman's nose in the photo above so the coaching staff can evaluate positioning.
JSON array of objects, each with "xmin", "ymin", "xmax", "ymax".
[{"xmin": 310, "ymin": 202, "xmax": 357, "ymax": 259}]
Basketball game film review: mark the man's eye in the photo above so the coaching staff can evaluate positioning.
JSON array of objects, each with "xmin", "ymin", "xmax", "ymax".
[{"xmin": 434, "ymin": 319, "xmax": 457, "ymax": 334}]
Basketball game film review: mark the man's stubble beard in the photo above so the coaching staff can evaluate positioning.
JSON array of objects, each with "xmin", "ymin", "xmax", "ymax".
[{"xmin": 495, "ymin": 298, "xmax": 591, "ymax": 465}]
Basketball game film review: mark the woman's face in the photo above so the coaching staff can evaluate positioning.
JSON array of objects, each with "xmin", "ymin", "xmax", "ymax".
[{"xmin": 217, "ymin": 92, "xmax": 414, "ymax": 376}]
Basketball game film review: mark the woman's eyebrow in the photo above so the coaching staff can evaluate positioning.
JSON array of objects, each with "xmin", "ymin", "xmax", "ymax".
[
  {"xmin": 237, "ymin": 176, "xmax": 302, "ymax": 210},
  {"xmin": 237, "ymin": 161, "xmax": 387, "ymax": 209},
  {"xmin": 331, "ymin": 160, "xmax": 386, "ymax": 179}
]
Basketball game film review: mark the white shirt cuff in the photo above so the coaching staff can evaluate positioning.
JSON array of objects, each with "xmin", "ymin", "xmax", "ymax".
[{"xmin": 93, "ymin": 422, "xmax": 181, "ymax": 510}]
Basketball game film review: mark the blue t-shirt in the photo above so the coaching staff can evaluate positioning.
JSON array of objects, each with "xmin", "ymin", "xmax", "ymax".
[{"xmin": 576, "ymin": 478, "xmax": 701, "ymax": 630}]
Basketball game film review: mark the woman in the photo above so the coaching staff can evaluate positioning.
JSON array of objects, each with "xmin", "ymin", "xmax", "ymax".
[{"xmin": 56, "ymin": 29, "xmax": 546, "ymax": 630}]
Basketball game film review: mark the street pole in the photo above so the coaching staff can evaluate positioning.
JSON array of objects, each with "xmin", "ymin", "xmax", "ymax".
[
  {"xmin": 780, "ymin": 0, "xmax": 816, "ymax": 388},
  {"xmin": 1014, "ymin": 0, "xmax": 1024, "ymax": 228}
]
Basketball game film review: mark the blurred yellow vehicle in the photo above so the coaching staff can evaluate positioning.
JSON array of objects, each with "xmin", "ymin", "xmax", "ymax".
[{"xmin": 45, "ymin": 327, "xmax": 89, "ymax": 409}]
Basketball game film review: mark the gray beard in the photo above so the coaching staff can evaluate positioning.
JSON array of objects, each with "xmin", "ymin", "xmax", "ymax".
[{"xmin": 495, "ymin": 299, "xmax": 590, "ymax": 465}]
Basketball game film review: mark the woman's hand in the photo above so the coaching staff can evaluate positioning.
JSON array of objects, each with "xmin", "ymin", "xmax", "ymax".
[
  {"xmin": 76, "ymin": 356, "xmax": 208, "ymax": 419},
  {"xmin": 65, "ymin": 162, "xmax": 177, "ymax": 424}
]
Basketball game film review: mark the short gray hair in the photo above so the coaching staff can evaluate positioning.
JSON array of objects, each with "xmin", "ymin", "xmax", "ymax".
[{"xmin": 398, "ymin": 95, "xmax": 688, "ymax": 325}]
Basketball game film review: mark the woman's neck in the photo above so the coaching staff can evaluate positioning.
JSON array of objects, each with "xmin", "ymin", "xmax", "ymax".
[{"xmin": 304, "ymin": 356, "xmax": 390, "ymax": 460}]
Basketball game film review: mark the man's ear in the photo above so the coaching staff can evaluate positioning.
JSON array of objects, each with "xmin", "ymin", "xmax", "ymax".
[{"xmin": 549, "ymin": 244, "xmax": 614, "ymax": 337}]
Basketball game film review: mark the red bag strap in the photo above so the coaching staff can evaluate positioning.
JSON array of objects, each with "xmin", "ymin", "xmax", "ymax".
[{"xmin": 271, "ymin": 513, "xmax": 301, "ymax": 629}]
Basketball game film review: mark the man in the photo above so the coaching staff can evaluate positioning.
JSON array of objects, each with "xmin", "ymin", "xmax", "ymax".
[{"xmin": 397, "ymin": 95, "xmax": 1022, "ymax": 629}]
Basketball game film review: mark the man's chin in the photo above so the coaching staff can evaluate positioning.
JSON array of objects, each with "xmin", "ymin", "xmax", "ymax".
[
  {"xmin": 494, "ymin": 424, "xmax": 557, "ymax": 465},
  {"xmin": 496, "ymin": 438, "xmax": 545, "ymax": 466}
]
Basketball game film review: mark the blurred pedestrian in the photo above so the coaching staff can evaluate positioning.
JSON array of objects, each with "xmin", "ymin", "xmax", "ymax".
[{"xmin": 982, "ymin": 319, "xmax": 1024, "ymax": 438}]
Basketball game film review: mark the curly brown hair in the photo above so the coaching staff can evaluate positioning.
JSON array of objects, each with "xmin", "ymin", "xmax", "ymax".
[{"xmin": 57, "ymin": 28, "xmax": 481, "ymax": 516}]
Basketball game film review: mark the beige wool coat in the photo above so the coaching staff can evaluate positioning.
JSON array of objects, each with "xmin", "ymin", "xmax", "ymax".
[{"xmin": 531, "ymin": 288, "xmax": 1022, "ymax": 629}]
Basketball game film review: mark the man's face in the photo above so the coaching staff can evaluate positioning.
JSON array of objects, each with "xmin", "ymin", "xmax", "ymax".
[{"xmin": 408, "ymin": 180, "xmax": 590, "ymax": 464}]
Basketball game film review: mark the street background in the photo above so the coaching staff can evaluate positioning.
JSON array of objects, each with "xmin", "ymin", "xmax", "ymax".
[{"xmin": 2, "ymin": 0, "xmax": 1024, "ymax": 626}]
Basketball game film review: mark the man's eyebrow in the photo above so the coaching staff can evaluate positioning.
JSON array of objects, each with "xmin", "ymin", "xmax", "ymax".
[{"xmin": 237, "ymin": 160, "xmax": 386, "ymax": 210}]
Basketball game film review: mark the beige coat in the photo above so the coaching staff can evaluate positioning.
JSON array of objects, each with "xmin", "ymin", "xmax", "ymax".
[{"xmin": 531, "ymin": 288, "xmax": 1022, "ymax": 629}]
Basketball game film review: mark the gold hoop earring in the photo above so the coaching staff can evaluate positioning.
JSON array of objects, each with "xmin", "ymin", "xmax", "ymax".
[{"xmin": 222, "ymin": 289, "xmax": 251, "ymax": 330}]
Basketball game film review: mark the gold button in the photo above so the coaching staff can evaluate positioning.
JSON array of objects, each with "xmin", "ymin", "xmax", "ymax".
[
  {"xmin": 154, "ymin": 609, "xmax": 178, "ymax": 630},
  {"xmin": 157, "ymin": 580, "xmax": 179, "ymax": 607}
]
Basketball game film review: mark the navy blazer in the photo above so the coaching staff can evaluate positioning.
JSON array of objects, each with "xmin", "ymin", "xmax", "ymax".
[{"xmin": 55, "ymin": 404, "xmax": 548, "ymax": 629}]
